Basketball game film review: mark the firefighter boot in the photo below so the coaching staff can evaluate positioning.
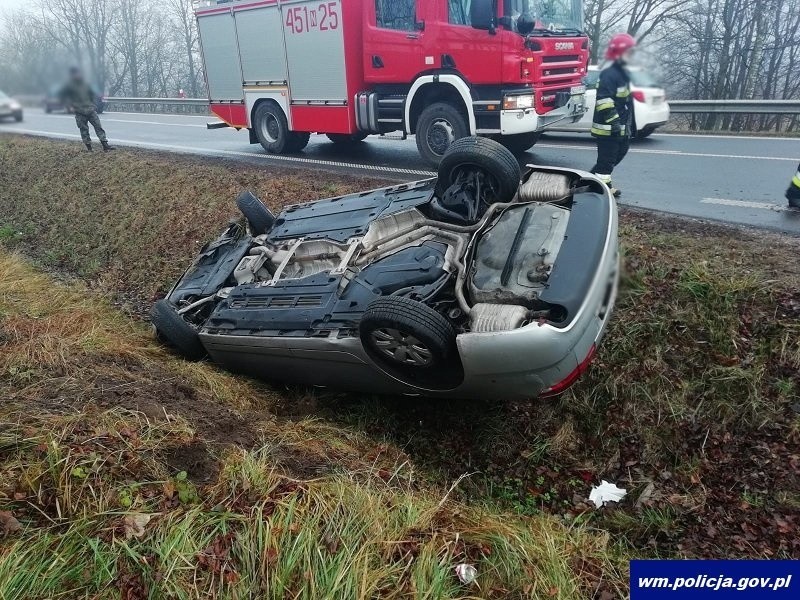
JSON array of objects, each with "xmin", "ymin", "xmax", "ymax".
[
  {"xmin": 596, "ymin": 173, "xmax": 622, "ymax": 198},
  {"xmin": 787, "ymin": 184, "xmax": 800, "ymax": 209},
  {"xmin": 101, "ymin": 141, "xmax": 115, "ymax": 152},
  {"xmin": 84, "ymin": 142, "xmax": 93, "ymax": 152}
]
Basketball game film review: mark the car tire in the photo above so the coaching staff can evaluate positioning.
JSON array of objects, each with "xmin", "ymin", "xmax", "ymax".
[
  {"xmin": 150, "ymin": 299, "xmax": 207, "ymax": 361},
  {"xmin": 416, "ymin": 102, "xmax": 469, "ymax": 166},
  {"xmin": 327, "ymin": 132, "xmax": 369, "ymax": 144},
  {"xmin": 13, "ymin": 112, "xmax": 22, "ymax": 123},
  {"xmin": 497, "ymin": 132, "xmax": 540, "ymax": 154},
  {"xmin": 236, "ymin": 190, "xmax": 275, "ymax": 234},
  {"xmin": 45, "ymin": 105, "xmax": 52, "ymax": 114},
  {"xmin": 635, "ymin": 126, "xmax": 655, "ymax": 139},
  {"xmin": 360, "ymin": 296, "xmax": 456, "ymax": 378},
  {"xmin": 435, "ymin": 136, "xmax": 521, "ymax": 204},
  {"xmin": 253, "ymin": 101, "xmax": 296, "ymax": 154}
]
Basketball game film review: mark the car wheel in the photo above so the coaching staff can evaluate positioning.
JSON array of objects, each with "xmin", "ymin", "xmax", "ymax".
[
  {"xmin": 13, "ymin": 112, "xmax": 22, "ymax": 123},
  {"xmin": 497, "ymin": 132, "xmax": 540, "ymax": 154},
  {"xmin": 360, "ymin": 296, "xmax": 458, "ymax": 386},
  {"xmin": 45, "ymin": 105, "xmax": 52, "ymax": 114},
  {"xmin": 636, "ymin": 126, "xmax": 655, "ymax": 139},
  {"xmin": 150, "ymin": 299, "xmax": 207, "ymax": 361},
  {"xmin": 435, "ymin": 136, "xmax": 521, "ymax": 204},
  {"xmin": 236, "ymin": 190, "xmax": 275, "ymax": 235},
  {"xmin": 253, "ymin": 101, "xmax": 296, "ymax": 154},
  {"xmin": 326, "ymin": 132, "xmax": 369, "ymax": 144},
  {"xmin": 416, "ymin": 102, "xmax": 469, "ymax": 166}
]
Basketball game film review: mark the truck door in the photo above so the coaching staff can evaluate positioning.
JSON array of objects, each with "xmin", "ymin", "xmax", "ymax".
[
  {"xmin": 364, "ymin": 0, "xmax": 425, "ymax": 84},
  {"xmin": 433, "ymin": 0, "xmax": 502, "ymax": 85}
]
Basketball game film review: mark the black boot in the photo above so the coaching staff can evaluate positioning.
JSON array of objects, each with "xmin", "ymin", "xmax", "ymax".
[
  {"xmin": 787, "ymin": 185, "xmax": 800, "ymax": 209},
  {"xmin": 84, "ymin": 142, "xmax": 93, "ymax": 152},
  {"xmin": 101, "ymin": 141, "xmax": 115, "ymax": 151}
]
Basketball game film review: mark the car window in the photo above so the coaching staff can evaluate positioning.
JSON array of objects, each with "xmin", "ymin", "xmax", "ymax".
[
  {"xmin": 449, "ymin": 0, "xmax": 471, "ymax": 25},
  {"xmin": 375, "ymin": 0, "xmax": 415, "ymax": 31},
  {"xmin": 583, "ymin": 71, "xmax": 600, "ymax": 89},
  {"xmin": 629, "ymin": 70, "xmax": 659, "ymax": 87}
]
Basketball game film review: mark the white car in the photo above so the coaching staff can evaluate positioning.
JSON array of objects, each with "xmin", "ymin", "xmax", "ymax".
[
  {"xmin": 552, "ymin": 66, "xmax": 669, "ymax": 139},
  {"xmin": 0, "ymin": 90, "xmax": 23, "ymax": 123}
]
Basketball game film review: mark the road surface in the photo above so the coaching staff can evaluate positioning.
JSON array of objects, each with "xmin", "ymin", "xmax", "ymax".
[{"xmin": 4, "ymin": 108, "xmax": 800, "ymax": 234}]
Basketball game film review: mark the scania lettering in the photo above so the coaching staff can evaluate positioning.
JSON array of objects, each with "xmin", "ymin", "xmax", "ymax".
[{"xmin": 194, "ymin": 0, "xmax": 590, "ymax": 164}]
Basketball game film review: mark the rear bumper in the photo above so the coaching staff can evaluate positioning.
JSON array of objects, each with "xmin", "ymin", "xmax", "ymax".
[{"xmin": 637, "ymin": 103, "xmax": 671, "ymax": 130}]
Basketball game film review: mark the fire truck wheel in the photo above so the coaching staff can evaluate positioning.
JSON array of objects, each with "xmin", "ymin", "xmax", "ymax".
[
  {"xmin": 288, "ymin": 132, "xmax": 311, "ymax": 152},
  {"xmin": 497, "ymin": 132, "xmax": 540, "ymax": 155},
  {"xmin": 253, "ymin": 101, "xmax": 294, "ymax": 154},
  {"xmin": 416, "ymin": 102, "xmax": 469, "ymax": 166},
  {"xmin": 326, "ymin": 133, "xmax": 369, "ymax": 144}
]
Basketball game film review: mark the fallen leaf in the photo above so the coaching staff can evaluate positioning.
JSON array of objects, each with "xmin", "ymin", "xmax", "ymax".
[
  {"xmin": 124, "ymin": 513, "xmax": 151, "ymax": 539},
  {"xmin": 0, "ymin": 511, "xmax": 22, "ymax": 536}
]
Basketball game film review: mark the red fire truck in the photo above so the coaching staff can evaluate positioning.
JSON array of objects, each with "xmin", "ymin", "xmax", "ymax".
[{"xmin": 195, "ymin": 0, "xmax": 589, "ymax": 164}]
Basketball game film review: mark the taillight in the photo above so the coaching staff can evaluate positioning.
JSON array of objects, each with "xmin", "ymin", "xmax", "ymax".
[
  {"xmin": 632, "ymin": 90, "xmax": 646, "ymax": 103},
  {"xmin": 540, "ymin": 344, "xmax": 597, "ymax": 398}
]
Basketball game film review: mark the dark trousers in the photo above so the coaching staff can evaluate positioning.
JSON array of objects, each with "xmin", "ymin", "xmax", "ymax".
[
  {"xmin": 74, "ymin": 109, "xmax": 107, "ymax": 144},
  {"xmin": 591, "ymin": 136, "xmax": 630, "ymax": 176}
]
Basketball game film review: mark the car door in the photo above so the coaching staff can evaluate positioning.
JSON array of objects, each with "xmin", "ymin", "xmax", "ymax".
[{"xmin": 364, "ymin": 0, "xmax": 424, "ymax": 84}]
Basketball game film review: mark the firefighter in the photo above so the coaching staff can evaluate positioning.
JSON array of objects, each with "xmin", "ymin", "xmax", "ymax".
[
  {"xmin": 787, "ymin": 163, "xmax": 800, "ymax": 209},
  {"xmin": 59, "ymin": 67, "xmax": 114, "ymax": 152},
  {"xmin": 591, "ymin": 33, "xmax": 637, "ymax": 197}
]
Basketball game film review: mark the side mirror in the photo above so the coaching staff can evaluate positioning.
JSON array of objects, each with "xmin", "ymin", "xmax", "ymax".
[{"xmin": 470, "ymin": 0, "xmax": 496, "ymax": 32}]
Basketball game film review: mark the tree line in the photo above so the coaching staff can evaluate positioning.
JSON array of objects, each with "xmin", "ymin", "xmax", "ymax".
[
  {"xmin": 1, "ymin": 0, "xmax": 798, "ymax": 132},
  {"xmin": 0, "ymin": 0, "xmax": 201, "ymax": 99}
]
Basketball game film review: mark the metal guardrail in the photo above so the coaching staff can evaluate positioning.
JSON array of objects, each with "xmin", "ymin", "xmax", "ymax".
[
  {"xmin": 103, "ymin": 97, "xmax": 800, "ymax": 115},
  {"xmin": 107, "ymin": 97, "xmax": 209, "ymax": 106},
  {"xmin": 668, "ymin": 100, "xmax": 800, "ymax": 114}
]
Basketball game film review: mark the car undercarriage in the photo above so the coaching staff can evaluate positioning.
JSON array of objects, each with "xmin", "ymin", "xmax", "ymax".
[{"xmin": 153, "ymin": 138, "xmax": 619, "ymax": 399}]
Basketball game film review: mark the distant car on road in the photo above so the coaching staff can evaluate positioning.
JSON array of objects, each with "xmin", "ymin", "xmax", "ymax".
[
  {"xmin": 44, "ymin": 86, "xmax": 106, "ymax": 114},
  {"xmin": 152, "ymin": 138, "xmax": 619, "ymax": 400},
  {"xmin": 551, "ymin": 66, "xmax": 670, "ymax": 139},
  {"xmin": 0, "ymin": 90, "xmax": 23, "ymax": 122}
]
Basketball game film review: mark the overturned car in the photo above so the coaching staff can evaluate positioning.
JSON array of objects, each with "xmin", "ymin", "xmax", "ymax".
[{"xmin": 152, "ymin": 138, "xmax": 618, "ymax": 400}]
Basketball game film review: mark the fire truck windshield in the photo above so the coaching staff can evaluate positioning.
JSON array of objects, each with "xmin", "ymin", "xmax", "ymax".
[{"xmin": 503, "ymin": 0, "xmax": 584, "ymax": 35}]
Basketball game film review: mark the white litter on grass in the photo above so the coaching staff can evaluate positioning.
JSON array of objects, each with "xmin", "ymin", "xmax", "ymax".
[
  {"xmin": 589, "ymin": 481, "xmax": 627, "ymax": 508},
  {"xmin": 455, "ymin": 563, "xmax": 478, "ymax": 584}
]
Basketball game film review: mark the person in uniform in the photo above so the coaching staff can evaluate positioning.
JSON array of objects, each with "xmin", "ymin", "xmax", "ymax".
[
  {"xmin": 787, "ymin": 164, "xmax": 800, "ymax": 209},
  {"xmin": 59, "ymin": 67, "xmax": 114, "ymax": 152},
  {"xmin": 590, "ymin": 33, "xmax": 637, "ymax": 197}
]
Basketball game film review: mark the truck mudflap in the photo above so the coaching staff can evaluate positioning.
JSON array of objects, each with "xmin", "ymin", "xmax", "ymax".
[{"xmin": 538, "ymin": 190, "xmax": 610, "ymax": 326}]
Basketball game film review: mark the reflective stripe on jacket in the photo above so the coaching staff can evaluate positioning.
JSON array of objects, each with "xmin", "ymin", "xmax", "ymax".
[{"xmin": 591, "ymin": 62, "xmax": 632, "ymax": 139}]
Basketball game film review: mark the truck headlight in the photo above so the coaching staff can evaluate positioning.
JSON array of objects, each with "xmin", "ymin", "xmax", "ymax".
[{"xmin": 503, "ymin": 94, "xmax": 534, "ymax": 110}]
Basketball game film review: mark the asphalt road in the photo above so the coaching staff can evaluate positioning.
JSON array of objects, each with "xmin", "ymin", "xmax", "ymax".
[{"xmin": 4, "ymin": 107, "xmax": 800, "ymax": 234}]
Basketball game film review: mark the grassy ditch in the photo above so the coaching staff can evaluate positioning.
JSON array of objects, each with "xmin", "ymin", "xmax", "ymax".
[
  {"xmin": 1, "ymin": 134, "xmax": 799, "ymax": 577},
  {"xmin": 0, "ymin": 250, "xmax": 623, "ymax": 599}
]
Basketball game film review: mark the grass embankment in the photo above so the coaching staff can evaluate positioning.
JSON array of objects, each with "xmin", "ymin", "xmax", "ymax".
[
  {"xmin": 0, "ymin": 253, "xmax": 621, "ymax": 598},
  {"xmin": 0, "ymin": 135, "xmax": 799, "ymax": 594}
]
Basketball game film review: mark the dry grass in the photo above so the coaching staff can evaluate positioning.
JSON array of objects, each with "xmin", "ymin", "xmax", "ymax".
[{"xmin": 0, "ymin": 250, "xmax": 625, "ymax": 599}]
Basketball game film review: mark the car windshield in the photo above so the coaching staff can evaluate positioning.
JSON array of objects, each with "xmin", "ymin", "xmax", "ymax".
[
  {"xmin": 503, "ymin": 0, "xmax": 583, "ymax": 33},
  {"xmin": 629, "ymin": 70, "xmax": 660, "ymax": 88}
]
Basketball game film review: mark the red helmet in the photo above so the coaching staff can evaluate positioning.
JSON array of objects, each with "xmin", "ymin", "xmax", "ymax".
[{"xmin": 605, "ymin": 33, "xmax": 637, "ymax": 60}]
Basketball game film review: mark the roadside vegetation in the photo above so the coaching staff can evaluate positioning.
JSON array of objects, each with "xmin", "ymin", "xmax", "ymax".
[{"xmin": 1, "ymin": 135, "xmax": 799, "ymax": 596}]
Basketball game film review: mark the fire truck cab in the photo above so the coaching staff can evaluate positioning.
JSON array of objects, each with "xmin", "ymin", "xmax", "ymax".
[{"xmin": 195, "ymin": 0, "xmax": 589, "ymax": 164}]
